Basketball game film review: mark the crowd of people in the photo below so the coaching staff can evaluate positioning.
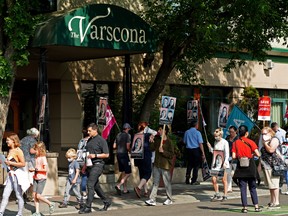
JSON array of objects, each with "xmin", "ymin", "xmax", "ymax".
[{"xmin": 1, "ymin": 120, "xmax": 288, "ymax": 215}]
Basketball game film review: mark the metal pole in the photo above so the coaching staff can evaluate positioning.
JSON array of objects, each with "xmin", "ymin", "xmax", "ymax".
[{"xmin": 122, "ymin": 55, "xmax": 132, "ymax": 125}]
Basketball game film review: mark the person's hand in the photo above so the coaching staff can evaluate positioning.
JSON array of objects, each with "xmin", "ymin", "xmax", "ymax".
[
  {"xmin": 202, "ymin": 154, "xmax": 206, "ymax": 160},
  {"xmin": 71, "ymin": 179, "xmax": 76, "ymax": 184},
  {"xmin": 207, "ymin": 142, "xmax": 211, "ymax": 149},
  {"xmin": 159, "ymin": 146, "xmax": 164, "ymax": 153},
  {"xmin": 88, "ymin": 154, "xmax": 96, "ymax": 159},
  {"xmin": 149, "ymin": 135, "xmax": 155, "ymax": 143}
]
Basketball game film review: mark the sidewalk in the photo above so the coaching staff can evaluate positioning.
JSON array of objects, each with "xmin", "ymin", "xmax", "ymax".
[{"xmin": 0, "ymin": 181, "xmax": 270, "ymax": 215}]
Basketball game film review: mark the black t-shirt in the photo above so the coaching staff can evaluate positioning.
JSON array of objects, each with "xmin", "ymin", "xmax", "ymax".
[
  {"xmin": 115, "ymin": 132, "xmax": 131, "ymax": 154},
  {"xmin": 86, "ymin": 135, "xmax": 109, "ymax": 164}
]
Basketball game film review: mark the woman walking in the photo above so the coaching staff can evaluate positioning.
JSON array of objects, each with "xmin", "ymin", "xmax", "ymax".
[{"xmin": 0, "ymin": 133, "xmax": 29, "ymax": 216}]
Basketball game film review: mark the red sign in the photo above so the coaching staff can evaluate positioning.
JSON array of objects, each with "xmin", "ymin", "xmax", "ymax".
[{"xmin": 258, "ymin": 96, "xmax": 271, "ymax": 121}]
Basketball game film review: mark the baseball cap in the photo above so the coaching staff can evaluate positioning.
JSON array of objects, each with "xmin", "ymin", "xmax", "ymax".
[{"xmin": 123, "ymin": 123, "xmax": 132, "ymax": 129}]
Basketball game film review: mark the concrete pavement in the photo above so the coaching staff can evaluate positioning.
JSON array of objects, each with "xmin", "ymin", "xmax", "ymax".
[{"xmin": 0, "ymin": 181, "xmax": 272, "ymax": 215}]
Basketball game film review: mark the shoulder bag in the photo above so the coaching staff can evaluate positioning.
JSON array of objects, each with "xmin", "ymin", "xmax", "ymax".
[{"xmin": 236, "ymin": 138, "xmax": 251, "ymax": 167}]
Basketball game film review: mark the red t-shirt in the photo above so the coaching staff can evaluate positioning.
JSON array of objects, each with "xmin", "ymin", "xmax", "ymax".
[{"xmin": 232, "ymin": 137, "xmax": 258, "ymax": 158}]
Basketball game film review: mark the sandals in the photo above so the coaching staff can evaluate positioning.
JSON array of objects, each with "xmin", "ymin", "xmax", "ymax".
[
  {"xmin": 241, "ymin": 208, "xmax": 248, "ymax": 213},
  {"xmin": 255, "ymin": 207, "xmax": 262, "ymax": 212}
]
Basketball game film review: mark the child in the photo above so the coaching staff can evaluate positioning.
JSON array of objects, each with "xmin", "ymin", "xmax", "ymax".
[
  {"xmin": 30, "ymin": 141, "xmax": 55, "ymax": 216},
  {"xmin": 59, "ymin": 148, "xmax": 82, "ymax": 209}
]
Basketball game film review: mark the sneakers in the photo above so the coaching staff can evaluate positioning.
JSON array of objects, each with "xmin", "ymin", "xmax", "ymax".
[
  {"xmin": 145, "ymin": 199, "xmax": 156, "ymax": 206},
  {"xmin": 49, "ymin": 202, "xmax": 55, "ymax": 214},
  {"xmin": 210, "ymin": 194, "xmax": 222, "ymax": 202},
  {"xmin": 94, "ymin": 192, "xmax": 100, "ymax": 199},
  {"xmin": 163, "ymin": 199, "xmax": 173, "ymax": 205},
  {"xmin": 31, "ymin": 213, "xmax": 41, "ymax": 216},
  {"xmin": 221, "ymin": 196, "xmax": 228, "ymax": 202},
  {"xmin": 58, "ymin": 203, "xmax": 68, "ymax": 208}
]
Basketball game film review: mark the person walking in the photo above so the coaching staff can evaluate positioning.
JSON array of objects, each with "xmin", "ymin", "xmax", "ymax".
[
  {"xmin": 79, "ymin": 123, "xmax": 111, "ymax": 214},
  {"xmin": 134, "ymin": 122, "xmax": 154, "ymax": 198},
  {"xmin": 271, "ymin": 122, "xmax": 286, "ymax": 144},
  {"xmin": 113, "ymin": 123, "xmax": 132, "ymax": 195},
  {"xmin": 59, "ymin": 148, "xmax": 82, "ymax": 209},
  {"xmin": 20, "ymin": 127, "xmax": 39, "ymax": 202},
  {"xmin": 232, "ymin": 125, "xmax": 261, "ymax": 213},
  {"xmin": 184, "ymin": 120, "xmax": 205, "ymax": 185},
  {"xmin": 145, "ymin": 125, "xmax": 174, "ymax": 206},
  {"xmin": 207, "ymin": 128, "xmax": 229, "ymax": 202},
  {"xmin": 0, "ymin": 133, "xmax": 29, "ymax": 216},
  {"xmin": 260, "ymin": 126, "xmax": 282, "ymax": 209},
  {"xmin": 30, "ymin": 141, "xmax": 55, "ymax": 216},
  {"xmin": 225, "ymin": 126, "xmax": 238, "ymax": 192}
]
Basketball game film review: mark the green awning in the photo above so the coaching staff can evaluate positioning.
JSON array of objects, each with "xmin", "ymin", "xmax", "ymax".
[{"xmin": 31, "ymin": 4, "xmax": 157, "ymax": 61}]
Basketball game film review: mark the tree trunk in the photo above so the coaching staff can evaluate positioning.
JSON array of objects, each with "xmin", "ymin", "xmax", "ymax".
[{"xmin": 139, "ymin": 41, "xmax": 176, "ymax": 121}]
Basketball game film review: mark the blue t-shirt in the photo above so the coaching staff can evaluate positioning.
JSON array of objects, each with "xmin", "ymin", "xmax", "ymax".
[
  {"xmin": 68, "ymin": 160, "xmax": 81, "ymax": 184},
  {"xmin": 184, "ymin": 127, "xmax": 203, "ymax": 149}
]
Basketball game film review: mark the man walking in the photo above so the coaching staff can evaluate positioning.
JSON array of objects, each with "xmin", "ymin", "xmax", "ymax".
[
  {"xmin": 113, "ymin": 123, "xmax": 132, "ymax": 195},
  {"xmin": 79, "ymin": 123, "xmax": 111, "ymax": 214},
  {"xmin": 271, "ymin": 122, "xmax": 286, "ymax": 144},
  {"xmin": 184, "ymin": 120, "xmax": 205, "ymax": 185}
]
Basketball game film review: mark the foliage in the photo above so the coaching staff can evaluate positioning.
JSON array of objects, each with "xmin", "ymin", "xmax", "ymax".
[
  {"xmin": 0, "ymin": 0, "xmax": 42, "ymax": 96},
  {"xmin": 139, "ymin": 0, "xmax": 288, "ymax": 121}
]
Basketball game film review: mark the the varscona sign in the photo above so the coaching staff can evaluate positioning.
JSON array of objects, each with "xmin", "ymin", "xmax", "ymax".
[
  {"xmin": 32, "ymin": 4, "xmax": 157, "ymax": 52},
  {"xmin": 68, "ymin": 7, "xmax": 147, "ymax": 44}
]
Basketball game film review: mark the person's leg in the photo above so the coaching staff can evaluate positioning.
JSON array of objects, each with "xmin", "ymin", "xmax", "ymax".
[
  {"xmin": 191, "ymin": 148, "xmax": 201, "ymax": 184},
  {"xmin": 211, "ymin": 176, "xmax": 219, "ymax": 194},
  {"xmin": 222, "ymin": 171, "xmax": 228, "ymax": 197},
  {"xmin": 0, "ymin": 176, "xmax": 14, "ymax": 214},
  {"xmin": 227, "ymin": 166, "xmax": 232, "ymax": 192},
  {"xmin": 185, "ymin": 149, "xmax": 193, "ymax": 183},
  {"xmin": 238, "ymin": 178, "xmax": 248, "ymax": 208},
  {"xmin": 149, "ymin": 166, "xmax": 161, "ymax": 201},
  {"xmin": 72, "ymin": 183, "xmax": 82, "ymax": 203},
  {"xmin": 93, "ymin": 164, "xmax": 110, "ymax": 204},
  {"xmin": 86, "ymin": 166, "xmax": 100, "ymax": 208},
  {"xmin": 13, "ymin": 176, "xmax": 24, "ymax": 216},
  {"xmin": 247, "ymin": 178, "xmax": 259, "ymax": 208},
  {"xmin": 162, "ymin": 168, "xmax": 172, "ymax": 201},
  {"xmin": 62, "ymin": 180, "xmax": 72, "ymax": 204},
  {"xmin": 81, "ymin": 173, "xmax": 88, "ymax": 196}
]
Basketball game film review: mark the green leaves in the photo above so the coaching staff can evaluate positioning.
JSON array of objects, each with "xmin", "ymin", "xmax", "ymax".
[{"xmin": 0, "ymin": 55, "xmax": 13, "ymax": 96}]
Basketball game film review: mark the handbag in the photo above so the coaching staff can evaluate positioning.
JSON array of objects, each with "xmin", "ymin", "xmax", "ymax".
[
  {"xmin": 271, "ymin": 150, "xmax": 287, "ymax": 176},
  {"xmin": 239, "ymin": 157, "xmax": 250, "ymax": 167},
  {"xmin": 236, "ymin": 139, "xmax": 251, "ymax": 168}
]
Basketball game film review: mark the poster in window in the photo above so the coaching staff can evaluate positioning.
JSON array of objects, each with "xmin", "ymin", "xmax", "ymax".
[
  {"xmin": 98, "ymin": 97, "xmax": 107, "ymax": 125},
  {"xmin": 131, "ymin": 133, "xmax": 144, "ymax": 159},
  {"xmin": 210, "ymin": 150, "xmax": 224, "ymax": 177},
  {"xmin": 159, "ymin": 96, "xmax": 176, "ymax": 125}
]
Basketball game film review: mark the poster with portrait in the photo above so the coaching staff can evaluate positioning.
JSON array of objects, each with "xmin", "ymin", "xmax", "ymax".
[
  {"xmin": 218, "ymin": 103, "xmax": 229, "ymax": 128},
  {"xmin": 131, "ymin": 133, "xmax": 144, "ymax": 159},
  {"xmin": 98, "ymin": 97, "xmax": 107, "ymax": 125},
  {"xmin": 159, "ymin": 96, "xmax": 177, "ymax": 125},
  {"xmin": 210, "ymin": 150, "xmax": 224, "ymax": 177},
  {"xmin": 187, "ymin": 100, "xmax": 198, "ymax": 124}
]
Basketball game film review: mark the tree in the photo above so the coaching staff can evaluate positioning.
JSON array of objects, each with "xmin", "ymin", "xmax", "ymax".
[
  {"xmin": 139, "ymin": 0, "xmax": 288, "ymax": 121},
  {"xmin": 0, "ymin": 0, "xmax": 40, "ymax": 148}
]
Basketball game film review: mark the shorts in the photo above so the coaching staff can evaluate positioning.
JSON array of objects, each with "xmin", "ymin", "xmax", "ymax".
[
  {"xmin": 263, "ymin": 169, "xmax": 280, "ymax": 189},
  {"xmin": 117, "ymin": 153, "xmax": 131, "ymax": 174},
  {"xmin": 33, "ymin": 179, "xmax": 47, "ymax": 194}
]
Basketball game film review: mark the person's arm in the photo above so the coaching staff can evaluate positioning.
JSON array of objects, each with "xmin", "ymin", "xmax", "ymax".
[
  {"xmin": 72, "ymin": 168, "xmax": 80, "ymax": 184},
  {"xmin": 113, "ymin": 140, "xmax": 117, "ymax": 149},
  {"xmin": 199, "ymin": 143, "xmax": 205, "ymax": 159},
  {"xmin": 223, "ymin": 141, "xmax": 230, "ymax": 168},
  {"xmin": 6, "ymin": 151, "xmax": 25, "ymax": 168},
  {"xmin": 161, "ymin": 139, "xmax": 174, "ymax": 159},
  {"xmin": 263, "ymin": 137, "xmax": 279, "ymax": 153},
  {"xmin": 206, "ymin": 142, "xmax": 213, "ymax": 153}
]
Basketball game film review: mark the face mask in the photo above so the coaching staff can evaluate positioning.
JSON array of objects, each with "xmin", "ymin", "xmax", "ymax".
[
  {"xmin": 215, "ymin": 136, "xmax": 221, "ymax": 141},
  {"xmin": 262, "ymin": 134, "xmax": 271, "ymax": 142},
  {"xmin": 67, "ymin": 158, "xmax": 73, "ymax": 162}
]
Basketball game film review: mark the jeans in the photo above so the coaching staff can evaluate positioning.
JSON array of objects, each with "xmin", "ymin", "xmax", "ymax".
[
  {"xmin": 150, "ymin": 166, "xmax": 172, "ymax": 201},
  {"xmin": 0, "ymin": 175, "xmax": 24, "ymax": 215},
  {"xmin": 185, "ymin": 148, "xmax": 201, "ymax": 183},
  {"xmin": 63, "ymin": 180, "xmax": 82, "ymax": 204},
  {"xmin": 238, "ymin": 178, "xmax": 259, "ymax": 207},
  {"xmin": 86, "ymin": 163, "xmax": 110, "ymax": 207},
  {"xmin": 80, "ymin": 172, "xmax": 88, "ymax": 193}
]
